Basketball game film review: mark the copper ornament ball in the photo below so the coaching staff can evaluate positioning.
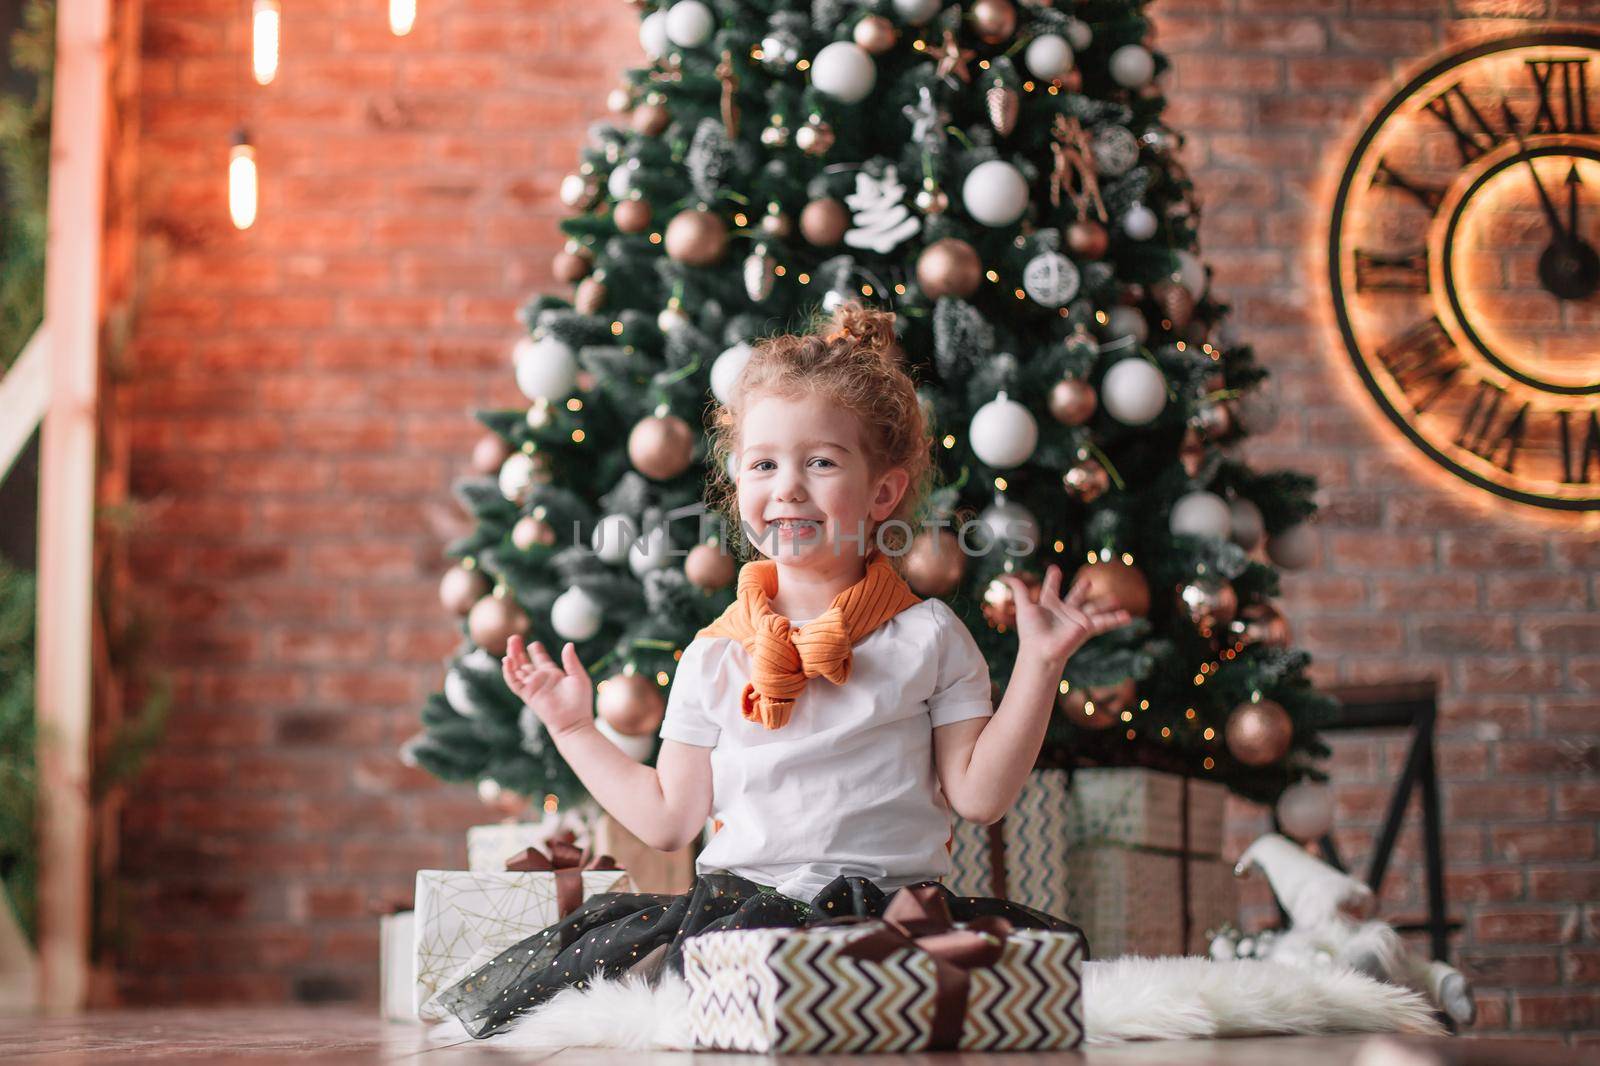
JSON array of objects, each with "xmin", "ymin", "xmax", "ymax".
[
  {"xmin": 470, "ymin": 432, "xmax": 512, "ymax": 475},
  {"xmin": 915, "ymin": 238, "xmax": 983, "ymax": 299},
  {"xmin": 664, "ymin": 208, "xmax": 729, "ymax": 266},
  {"xmin": 853, "ymin": 14, "xmax": 898, "ymax": 54},
  {"xmin": 596, "ymin": 673, "xmax": 667, "ymax": 737},
  {"xmin": 1153, "ymin": 279, "xmax": 1195, "ymax": 331},
  {"xmin": 1058, "ymin": 677, "xmax": 1136, "ymax": 729},
  {"xmin": 1177, "ymin": 576, "xmax": 1238, "ymax": 639},
  {"xmin": 574, "ymin": 276, "xmax": 608, "ymax": 315},
  {"xmin": 799, "ymin": 198, "xmax": 850, "ymax": 247},
  {"xmin": 629, "ymin": 413, "xmax": 695, "ymax": 481},
  {"xmin": 971, "ymin": 0, "xmax": 1017, "ymax": 44},
  {"xmin": 905, "ymin": 530, "xmax": 967, "ymax": 597},
  {"xmin": 614, "ymin": 197, "xmax": 652, "ymax": 234},
  {"xmin": 552, "ymin": 248, "xmax": 593, "ymax": 284},
  {"xmin": 1226, "ymin": 698, "xmax": 1293, "ymax": 767},
  {"xmin": 1194, "ymin": 401, "xmax": 1234, "ymax": 440},
  {"xmin": 685, "ymin": 542, "xmax": 737, "ymax": 591},
  {"xmin": 631, "ymin": 100, "xmax": 671, "ymax": 137},
  {"xmin": 1067, "ymin": 218, "xmax": 1109, "ymax": 260},
  {"xmin": 1049, "ymin": 378, "xmax": 1097, "ymax": 426},
  {"xmin": 512, "ymin": 515, "xmax": 558, "ymax": 551},
  {"xmin": 1232, "ymin": 601, "xmax": 1292, "ymax": 649},
  {"xmin": 981, "ymin": 570, "xmax": 1042, "ymax": 630},
  {"xmin": 467, "ymin": 593, "xmax": 530, "ymax": 657},
  {"xmin": 1072, "ymin": 558, "xmax": 1151, "ymax": 618},
  {"xmin": 1063, "ymin": 459, "xmax": 1110, "ymax": 502},
  {"xmin": 440, "ymin": 565, "xmax": 490, "ymax": 615}
]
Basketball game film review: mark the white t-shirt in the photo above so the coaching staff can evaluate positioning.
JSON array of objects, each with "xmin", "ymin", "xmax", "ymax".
[{"xmin": 658, "ymin": 596, "xmax": 995, "ymax": 902}]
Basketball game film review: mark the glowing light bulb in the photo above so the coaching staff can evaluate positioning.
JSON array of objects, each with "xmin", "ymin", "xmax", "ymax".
[
  {"xmin": 229, "ymin": 131, "xmax": 258, "ymax": 230},
  {"xmin": 390, "ymin": 0, "xmax": 417, "ymax": 36},
  {"xmin": 251, "ymin": 1, "xmax": 280, "ymax": 85}
]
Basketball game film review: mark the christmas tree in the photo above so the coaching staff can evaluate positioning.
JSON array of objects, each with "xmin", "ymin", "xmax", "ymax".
[{"xmin": 408, "ymin": 0, "xmax": 1335, "ymax": 812}]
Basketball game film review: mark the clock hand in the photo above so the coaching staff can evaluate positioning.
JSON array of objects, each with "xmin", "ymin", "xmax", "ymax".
[
  {"xmin": 1501, "ymin": 98, "xmax": 1568, "ymax": 246},
  {"xmin": 1568, "ymin": 164, "xmax": 1583, "ymax": 247}
]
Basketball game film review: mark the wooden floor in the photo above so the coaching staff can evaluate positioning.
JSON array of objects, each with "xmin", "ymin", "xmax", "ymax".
[{"xmin": 0, "ymin": 1008, "xmax": 1582, "ymax": 1065}]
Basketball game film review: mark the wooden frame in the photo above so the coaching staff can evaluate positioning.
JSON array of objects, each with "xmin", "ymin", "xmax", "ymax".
[{"xmin": 35, "ymin": 0, "xmax": 113, "ymax": 1013}]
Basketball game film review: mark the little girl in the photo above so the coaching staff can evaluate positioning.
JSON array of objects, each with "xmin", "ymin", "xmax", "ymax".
[{"xmin": 438, "ymin": 304, "xmax": 1131, "ymax": 1038}]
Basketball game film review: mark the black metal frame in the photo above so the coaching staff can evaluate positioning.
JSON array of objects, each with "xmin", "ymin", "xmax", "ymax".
[{"xmin": 1278, "ymin": 678, "xmax": 1457, "ymax": 962}]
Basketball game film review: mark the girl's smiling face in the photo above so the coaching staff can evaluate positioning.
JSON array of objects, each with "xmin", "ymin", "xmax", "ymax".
[{"xmin": 736, "ymin": 391, "xmax": 909, "ymax": 566}]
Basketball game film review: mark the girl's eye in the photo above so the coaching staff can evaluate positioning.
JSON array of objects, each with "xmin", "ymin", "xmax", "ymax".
[
  {"xmin": 809, "ymin": 457, "xmax": 836, "ymax": 469},
  {"xmin": 751, "ymin": 460, "xmax": 775, "ymax": 471}
]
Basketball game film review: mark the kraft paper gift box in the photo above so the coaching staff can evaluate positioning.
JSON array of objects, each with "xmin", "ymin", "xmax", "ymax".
[
  {"xmin": 1064, "ymin": 766, "xmax": 1228, "ymax": 857},
  {"xmin": 684, "ymin": 885, "xmax": 1086, "ymax": 1054},
  {"xmin": 379, "ymin": 910, "xmax": 418, "ymax": 1022},
  {"xmin": 413, "ymin": 850, "xmax": 629, "ymax": 1021},
  {"xmin": 1065, "ymin": 844, "xmax": 1238, "ymax": 958}
]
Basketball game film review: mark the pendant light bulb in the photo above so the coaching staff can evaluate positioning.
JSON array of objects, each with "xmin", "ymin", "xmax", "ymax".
[
  {"xmin": 229, "ymin": 129, "xmax": 258, "ymax": 230},
  {"xmin": 390, "ymin": 0, "xmax": 417, "ymax": 36},
  {"xmin": 251, "ymin": 0, "xmax": 280, "ymax": 85}
]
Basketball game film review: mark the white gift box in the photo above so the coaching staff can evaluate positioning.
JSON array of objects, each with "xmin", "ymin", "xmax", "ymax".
[
  {"xmin": 413, "ymin": 867, "xmax": 629, "ymax": 1021},
  {"xmin": 379, "ymin": 910, "xmax": 417, "ymax": 1022}
]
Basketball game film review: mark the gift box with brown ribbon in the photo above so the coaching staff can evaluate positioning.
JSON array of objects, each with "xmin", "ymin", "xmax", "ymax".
[
  {"xmin": 683, "ymin": 885, "xmax": 1086, "ymax": 1054},
  {"xmin": 412, "ymin": 835, "xmax": 630, "ymax": 1021}
]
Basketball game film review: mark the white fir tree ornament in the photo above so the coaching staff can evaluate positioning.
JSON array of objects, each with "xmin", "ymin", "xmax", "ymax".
[
  {"xmin": 1101, "ymin": 357, "xmax": 1167, "ymax": 425},
  {"xmin": 843, "ymin": 166, "xmax": 921, "ymax": 253},
  {"xmin": 513, "ymin": 335, "xmax": 578, "ymax": 402},
  {"xmin": 969, "ymin": 391, "xmax": 1039, "ymax": 468},
  {"xmin": 551, "ymin": 586, "xmax": 603, "ymax": 641}
]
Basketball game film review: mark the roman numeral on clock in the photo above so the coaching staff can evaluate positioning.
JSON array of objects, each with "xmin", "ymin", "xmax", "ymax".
[
  {"xmin": 1456, "ymin": 380, "xmax": 1529, "ymax": 475},
  {"xmin": 1559, "ymin": 409, "xmax": 1600, "ymax": 484},
  {"xmin": 1527, "ymin": 57, "xmax": 1595, "ymax": 134},
  {"xmin": 1423, "ymin": 83, "xmax": 1503, "ymax": 165},
  {"xmin": 1354, "ymin": 249, "xmax": 1430, "ymax": 293},
  {"xmin": 1376, "ymin": 317, "xmax": 1462, "ymax": 413},
  {"xmin": 1371, "ymin": 159, "xmax": 1447, "ymax": 213}
]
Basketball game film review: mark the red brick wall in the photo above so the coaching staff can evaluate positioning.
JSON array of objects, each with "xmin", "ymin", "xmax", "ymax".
[{"xmin": 116, "ymin": 0, "xmax": 1598, "ymax": 1038}]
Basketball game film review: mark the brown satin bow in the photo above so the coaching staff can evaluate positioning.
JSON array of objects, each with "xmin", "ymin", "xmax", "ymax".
[
  {"xmin": 504, "ymin": 831, "xmax": 619, "ymax": 919},
  {"xmin": 836, "ymin": 885, "xmax": 1013, "ymax": 1051}
]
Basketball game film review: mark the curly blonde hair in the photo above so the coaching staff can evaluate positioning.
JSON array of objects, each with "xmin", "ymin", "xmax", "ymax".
[{"xmin": 705, "ymin": 303, "xmax": 936, "ymax": 563}]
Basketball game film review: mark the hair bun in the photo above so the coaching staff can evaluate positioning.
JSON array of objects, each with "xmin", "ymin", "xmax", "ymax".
[{"xmin": 824, "ymin": 302, "xmax": 899, "ymax": 360}]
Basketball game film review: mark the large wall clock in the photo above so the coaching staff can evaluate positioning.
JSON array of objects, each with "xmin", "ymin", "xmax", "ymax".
[{"xmin": 1329, "ymin": 29, "xmax": 1600, "ymax": 513}]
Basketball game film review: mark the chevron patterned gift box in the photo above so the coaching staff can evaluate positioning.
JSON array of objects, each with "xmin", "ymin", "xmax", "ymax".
[
  {"xmin": 945, "ymin": 768, "xmax": 1072, "ymax": 914},
  {"xmin": 684, "ymin": 886, "xmax": 1086, "ymax": 1054}
]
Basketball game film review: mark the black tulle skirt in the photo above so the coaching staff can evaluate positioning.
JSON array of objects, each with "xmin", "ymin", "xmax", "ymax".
[{"xmin": 437, "ymin": 870, "xmax": 1085, "ymax": 1039}]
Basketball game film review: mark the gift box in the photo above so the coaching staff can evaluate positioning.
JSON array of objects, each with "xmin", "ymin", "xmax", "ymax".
[
  {"xmin": 684, "ymin": 885, "xmax": 1085, "ymax": 1054},
  {"xmin": 1064, "ymin": 767, "xmax": 1228, "ymax": 857},
  {"xmin": 413, "ymin": 843, "xmax": 629, "ymax": 1020},
  {"xmin": 379, "ymin": 910, "xmax": 417, "ymax": 1022},
  {"xmin": 1065, "ymin": 844, "xmax": 1238, "ymax": 958},
  {"xmin": 945, "ymin": 769, "xmax": 1072, "ymax": 916}
]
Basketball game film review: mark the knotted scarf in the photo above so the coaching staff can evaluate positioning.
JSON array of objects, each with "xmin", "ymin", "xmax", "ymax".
[{"xmin": 695, "ymin": 551, "xmax": 922, "ymax": 730}]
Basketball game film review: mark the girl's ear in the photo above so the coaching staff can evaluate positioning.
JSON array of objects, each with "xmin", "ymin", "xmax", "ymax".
[{"xmin": 870, "ymin": 467, "xmax": 911, "ymax": 522}]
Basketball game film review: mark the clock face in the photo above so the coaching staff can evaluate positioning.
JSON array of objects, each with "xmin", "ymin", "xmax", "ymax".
[{"xmin": 1329, "ymin": 30, "xmax": 1600, "ymax": 512}]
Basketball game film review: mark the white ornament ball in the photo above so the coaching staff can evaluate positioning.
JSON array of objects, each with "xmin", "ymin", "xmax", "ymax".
[
  {"xmin": 476, "ymin": 778, "xmax": 502, "ymax": 804},
  {"xmin": 657, "ymin": 305, "xmax": 690, "ymax": 333},
  {"xmin": 498, "ymin": 452, "xmax": 538, "ymax": 502},
  {"xmin": 607, "ymin": 159, "xmax": 638, "ymax": 200},
  {"xmin": 513, "ymin": 335, "xmax": 578, "ymax": 402},
  {"xmin": 710, "ymin": 342, "xmax": 753, "ymax": 405},
  {"xmin": 969, "ymin": 392, "xmax": 1039, "ymax": 469},
  {"xmin": 559, "ymin": 173, "xmax": 593, "ymax": 207},
  {"xmin": 639, "ymin": 11, "xmax": 670, "ymax": 58},
  {"xmin": 1024, "ymin": 34, "xmax": 1074, "ymax": 80},
  {"xmin": 962, "ymin": 160, "xmax": 1029, "ymax": 227},
  {"xmin": 628, "ymin": 525, "xmax": 674, "ymax": 577},
  {"xmin": 1105, "ymin": 305, "xmax": 1150, "ymax": 345},
  {"xmin": 1123, "ymin": 203, "xmax": 1159, "ymax": 241},
  {"xmin": 1276, "ymin": 781, "xmax": 1335, "ymax": 843},
  {"xmin": 1230, "ymin": 498, "xmax": 1266, "ymax": 551},
  {"xmin": 550, "ymin": 586, "xmax": 603, "ymax": 641},
  {"xmin": 1101, "ymin": 358, "xmax": 1167, "ymax": 425},
  {"xmin": 980, "ymin": 500, "xmax": 1040, "ymax": 554},
  {"xmin": 591, "ymin": 513, "xmax": 639, "ymax": 564},
  {"xmin": 1064, "ymin": 17, "xmax": 1093, "ymax": 51},
  {"xmin": 1176, "ymin": 249, "xmax": 1207, "ymax": 297},
  {"xmin": 1268, "ymin": 523, "xmax": 1317, "ymax": 570},
  {"xmin": 1109, "ymin": 43, "xmax": 1155, "ymax": 88},
  {"xmin": 445, "ymin": 668, "xmax": 488, "ymax": 718},
  {"xmin": 892, "ymin": 0, "xmax": 942, "ymax": 25},
  {"xmin": 1023, "ymin": 252, "xmax": 1080, "ymax": 307},
  {"xmin": 664, "ymin": 0, "xmax": 714, "ymax": 48},
  {"xmin": 811, "ymin": 41, "xmax": 877, "ymax": 104},
  {"xmin": 1169, "ymin": 491, "xmax": 1232, "ymax": 539}
]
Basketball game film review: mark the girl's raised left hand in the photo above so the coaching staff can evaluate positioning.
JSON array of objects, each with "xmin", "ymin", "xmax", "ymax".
[{"xmin": 999, "ymin": 563, "xmax": 1132, "ymax": 669}]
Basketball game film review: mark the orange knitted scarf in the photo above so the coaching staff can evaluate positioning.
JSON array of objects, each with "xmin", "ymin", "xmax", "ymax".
[{"xmin": 695, "ymin": 552, "xmax": 922, "ymax": 730}]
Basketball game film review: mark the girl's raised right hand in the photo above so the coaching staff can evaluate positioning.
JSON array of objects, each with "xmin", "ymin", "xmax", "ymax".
[{"xmin": 502, "ymin": 636, "xmax": 595, "ymax": 739}]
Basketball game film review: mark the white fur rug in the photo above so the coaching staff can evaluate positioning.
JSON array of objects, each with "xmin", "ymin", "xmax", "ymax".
[{"xmin": 429, "ymin": 956, "xmax": 1443, "ymax": 1049}]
